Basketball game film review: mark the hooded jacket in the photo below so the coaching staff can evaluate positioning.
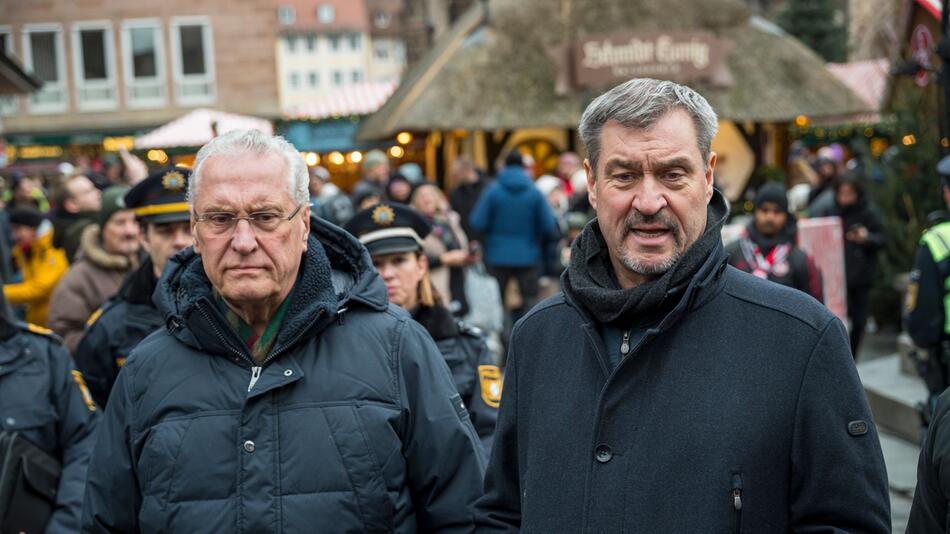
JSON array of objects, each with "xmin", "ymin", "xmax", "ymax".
[
  {"xmin": 4, "ymin": 228, "xmax": 68, "ymax": 327},
  {"xmin": 82, "ymin": 217, "xmax": 486, "ymax": 533},
  {"xmin": 48, "ymin": 224, "xmax": 137, "ymax": 352},
  {"xmin": 470, "ymin": 165, "xmax": 559, "ymax": 267},
  {"xmin": 474, "ymin": 191, "xmax": 889, "ymax": 533}
]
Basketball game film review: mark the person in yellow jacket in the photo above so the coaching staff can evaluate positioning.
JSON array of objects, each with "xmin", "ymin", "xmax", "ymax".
[{"xmin": 4, "ymin": 207, "xmax": 68, "ymax": 326}]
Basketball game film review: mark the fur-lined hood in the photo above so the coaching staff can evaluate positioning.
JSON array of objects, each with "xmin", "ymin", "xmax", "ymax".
[{"xmin": 77, "ymin": 224, "xmax": 137, "ymax": 271}]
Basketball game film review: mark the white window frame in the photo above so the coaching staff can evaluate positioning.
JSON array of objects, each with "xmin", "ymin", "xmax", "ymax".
[
  {"xmin": 278, "ymin": 6, "xmax": 296, "ymax": 26},
  {"xmin": 349, "ymin": 33, "xmax": 361, "ymax": 51},
  {"xmin": 121, "ymin": 19, "xmax": 166, "ymax": 109},
  {"xmin": 289, "ymin": 71, "xmax": 300, "ymax": 90},
  {"xmin": 317, "ymin": 4, "xmax": 335, "ymax": 24},
  {"xmin": 169, "ymin": 16, "xmax": 216, "ymax": 106},
  {"xmin": 0, "ymin": 26, "xmax": 18, "ymax": 116},
  {"xmin": 307, "ymin": 71, "xmax": 318, "ymax": 88},
  {"xmin": 71, "ymin": 20, "xmax": 118, "ymax": 111},
  {"xmin": 22, "ymin": 23, "xmax": 67, "ymax": 114}
]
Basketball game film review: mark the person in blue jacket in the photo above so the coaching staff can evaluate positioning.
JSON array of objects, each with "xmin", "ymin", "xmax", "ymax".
[
  {"xmin": 470, "ymin": 151, "xmax": 559, "ymax": 323},
  {"xmin": 81, "ymin": 130, "xmax": 485, "ymax": 532},
  {"xmin": 0, "ymin": 289, "xmax": 99, "ymax": 533}
]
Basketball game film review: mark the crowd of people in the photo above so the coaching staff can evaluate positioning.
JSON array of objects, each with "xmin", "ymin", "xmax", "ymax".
[{"xmin": 0, "ymin": 76, "xmax": 921, "ymax": 532}]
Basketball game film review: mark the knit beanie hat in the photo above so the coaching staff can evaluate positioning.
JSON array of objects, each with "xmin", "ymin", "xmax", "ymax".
[
  {"xmin": 99, "ymin": 185, "xmax": 131, "ymax": 228},
  {"xmin": 8, "ymin": 207, "xmax": 44, "ymax": 228},
  {"xmin": 754, "ymin": 182, "xmax": 789, "ymax": 213}
]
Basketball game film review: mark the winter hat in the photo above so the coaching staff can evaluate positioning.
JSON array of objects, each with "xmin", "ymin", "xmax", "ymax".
[
  {"xmin": 362, "ymin": 150, "xmax": 389, "ymax": 173},
  {"xmin": 99, "ymin": 185, "xmax": 131, "ymax": 228},
  {"xmin": 505, "ymin": 151, "xmax": 524, "ymax": 167},
  {"xmin": 8, "ymin": 207, "xmax": 44, "ymax": 228},
  {"xmin": 754, "ymin": 182, "xmax": 789, "ymax": 213}
]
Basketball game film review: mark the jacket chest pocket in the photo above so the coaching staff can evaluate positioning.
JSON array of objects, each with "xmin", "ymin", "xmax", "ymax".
[
  {"xmin": 0, "ymin": 405, "xmax": 57, "ymax": 453},
  {"xmin": 136, "ymin": 417, "xmax": 195, "ymax": 499}
]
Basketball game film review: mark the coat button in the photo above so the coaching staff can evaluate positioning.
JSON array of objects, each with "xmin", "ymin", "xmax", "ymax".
[
  {"xmin": 595, "ymin": 444, "xmax": 613, "ymax": 463},
  {"xmin": 243, "ymin": 440, "xmax": 256, "ymax": 453},
  {"xmin": 283, "ymin": 369, "xmax": 293, "ymax": 377}
]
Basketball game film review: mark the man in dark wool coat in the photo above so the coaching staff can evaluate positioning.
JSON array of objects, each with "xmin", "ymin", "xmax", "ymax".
[{"xmin": 474, "ymin": 78, "xmax": 890, "ymax": 533}]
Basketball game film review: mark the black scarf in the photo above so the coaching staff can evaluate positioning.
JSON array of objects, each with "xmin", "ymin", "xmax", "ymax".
[
  {"xmin": 746, "ymin": 214, "xmax": 797, "ymax": 255},
  {"xmin": 411, "ymin": 304, "xmax": 459, "ymax": 341},
  {"xmin": 566, "ymin": 189, "xmax": 729, "ymax": 325}
]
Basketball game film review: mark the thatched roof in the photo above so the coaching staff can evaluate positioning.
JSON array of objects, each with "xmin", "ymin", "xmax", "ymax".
[{"xmin": 357, "ymin": 0, "xmax": 871, "ymax": 140}]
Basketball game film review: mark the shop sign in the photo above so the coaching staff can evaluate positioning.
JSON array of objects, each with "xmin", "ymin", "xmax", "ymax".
[{"xmin": 550, "ymin": 31, "xmax": 735, "ymax": 94}]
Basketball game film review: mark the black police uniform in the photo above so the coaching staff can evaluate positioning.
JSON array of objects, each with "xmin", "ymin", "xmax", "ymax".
[
  {"xmin": 73, "ymin": 167, "xmax": 189, "ymax": 408},
  {"xmin": 0, "ymin": 315, "xmax": 99, "ymax": 532},
  {"xmin": 345, "ymin": 202, "xmax": 500, "ymax": 454}
]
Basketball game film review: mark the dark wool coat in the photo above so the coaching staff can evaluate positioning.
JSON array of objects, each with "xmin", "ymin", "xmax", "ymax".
[
  {"xmin": 82, "ymin": 217, "xmax": 486, "ymax": 533},
  {"xmin": 475, "ymin": 243, "xmax": 890, "ymax": 533}
]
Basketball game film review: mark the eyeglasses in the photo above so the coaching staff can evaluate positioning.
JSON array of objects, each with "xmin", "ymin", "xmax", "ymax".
[{"xmin": 195, "ymin": 203, "xmax": 304, "ymax": 235}]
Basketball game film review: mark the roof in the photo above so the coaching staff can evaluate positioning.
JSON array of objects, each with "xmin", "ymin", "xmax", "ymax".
[
  {"xmin": 0, "ymin": 53, "xmax": 41, "ymax": 95},
  {"xmin": 826, "ymin": 59, "xmax": 890, "ymax": 112},
  {"xmin": 134, "ymin": 109, "xmax": 274, "ymax": 149},
  {"xmin": 277, "ymin": 0, "xmax": 369, "ymax": 32},
  {"xmin": 356, "ymin": 0, "xmax": 872, "ymax": 140},
  {"xmin": 282, "ymin": 81, "xmax": 398, "ymax": 120},
  {"xmin": 917, "ymin": 0, "xmax": 941, "ymax": 19}
]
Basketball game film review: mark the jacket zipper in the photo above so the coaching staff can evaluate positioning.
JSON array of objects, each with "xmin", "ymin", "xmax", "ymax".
[
  {"xmin": 248, "ymin": 366, "xmax": 262, "ymax": 392},
  {"xmin": 620, "ymin": 330, "xmax": 631, "ymax": 356},
  {"xmin": 732, "ymin": 472, "xmax": 743, "ymax": 534}
]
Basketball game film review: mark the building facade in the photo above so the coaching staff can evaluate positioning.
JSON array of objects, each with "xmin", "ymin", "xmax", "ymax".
[
  {"xmin": 0, "ymin": 0, "xmax": 280, "ymax": 164},
  {"xmin": 274, "ymin": 0, "xmax": 406, "ymax": 111}
]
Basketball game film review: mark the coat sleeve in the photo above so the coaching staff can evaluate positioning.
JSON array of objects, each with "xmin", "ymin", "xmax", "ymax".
[
  {"xmin": 47, "ymin": 273, "xmax": 92, "ymax": 353},
  {"xmin": 906, "ymin": 244, "xmax": 945, "ymax": 349},
  {"xmin": 398, "ymin": 319, "xmax": 486, "ymax": 532},
  {"xmin": 474, "ymin": 338, "xmax": 522, "ymax": 532},
  {"xmin": 74, "ymin": 314, "xmax": 119, "ymax": 408},
  {"xmin": 81, "ymin": 359, "xmax": 142, "ymax": 533},
  {"xmin": 534, "ymin": 192, "xmax": 560, "ymax": 242},
  {"xmin": 45, "ymin": 342, "xmax": 99, "ymax": 534},
  {"xmin": 788, "ymin": 317, "xmax": 890, "ymax": 533},
  {"xmin": 907, "ymin": 389, "xmax": 950, "ymax": 533},
  {"xmin": 4, "ymin": 247, "xmax": 68, "ymax": 305},
  {"xmin": 469, "ymin": 187, "xmax": 492, "ymax": 235},
  {"xmin": 461, "ymin": 332, "xmax": 500, "ymax": 457},
  {"xmin": 862, "ymin": 205, "xmax": 887, "ymax": 251}
]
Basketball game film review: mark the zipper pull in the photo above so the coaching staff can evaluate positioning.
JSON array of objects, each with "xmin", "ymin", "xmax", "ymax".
[
  {"xmin": 731, "ymin": 472, "xmax": 743, "ymax": 511},
  {"xmin": 248, "ymin": 366, "xmax": 262, "ymax": 392},
  {"xmin": 620, "ymin": 330, "xmax": 631, "ymax": 355}
]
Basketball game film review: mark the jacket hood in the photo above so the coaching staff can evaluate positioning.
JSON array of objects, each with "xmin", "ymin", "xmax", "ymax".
[
  {"xmin": 154, "ymin": 215, "xmax": 388, "ymax": 355},
  {"xmin": 497, "ymin": 166, "xmax": 534, "ymax": 192},
  {"xmin": 77, "ymin": 224, "xmax": 136, "ymax": 270}
]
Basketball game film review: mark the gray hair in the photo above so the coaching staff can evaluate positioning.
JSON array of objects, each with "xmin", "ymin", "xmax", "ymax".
[
  {"xmin": 578, "ymin": 78, "xmax": 718, "ymax": 173},
  {"xmin": 188, "ymin": 129, "xmax": 310, "ymax": 207}
]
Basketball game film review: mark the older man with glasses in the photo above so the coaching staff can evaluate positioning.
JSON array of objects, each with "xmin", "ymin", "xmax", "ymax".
[{"xmin": 81, "ymin": 130, "xmax": 486, "ymax": 532}]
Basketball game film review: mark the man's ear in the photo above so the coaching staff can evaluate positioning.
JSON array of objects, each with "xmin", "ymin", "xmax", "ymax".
[
  {"xmin": 301, "ymin": 205, "xmax": 311, "ymax": 251},
  {"xmin": 585, "ymin": 159, "xmax": 597, "ymax": 210},
  {"xmin": 190, "ymin": 215, "xmax": 201, "ymax": 254},
  {"xmin": 705, "ymin": 152, "xmax": 718, "ymax": 202}
]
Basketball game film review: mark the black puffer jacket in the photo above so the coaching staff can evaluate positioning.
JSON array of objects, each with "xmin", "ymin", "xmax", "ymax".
[
  {"xmin": 833, "ymin": 197, "xmax": 887, "ymax": 289},
  {"xmin": 82, "ymin": 217, "xmax": 485, "ymax": 533}
]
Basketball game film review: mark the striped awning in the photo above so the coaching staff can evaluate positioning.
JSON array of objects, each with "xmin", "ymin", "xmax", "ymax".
[
  {"xmin": 826, "ymin": 59, "xmax": 890, "ymax": 112},
  {"xmin": 282, "ymin": 82, "xmax": 398, "ymax": 121},
  {"xmin": 134, "ymin": 108, "xmax": 273, "ymax": 149},
  {"xmin": 917, "ymin": 0, "xmax": 942, "ymax": 19}
]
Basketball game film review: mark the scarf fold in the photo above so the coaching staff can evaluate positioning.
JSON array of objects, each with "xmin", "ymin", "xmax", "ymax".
[{"xmin": 566, "ymin": 189, "xmax": 730, "ymax": 325}]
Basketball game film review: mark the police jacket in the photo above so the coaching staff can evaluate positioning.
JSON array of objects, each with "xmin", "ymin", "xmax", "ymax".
[
  {"xmin": 74, "ymin": 258, "xmax": 164, "ymax": 408},
  {"xmin": 906, "ymin": 221, "xmax": 950, "ymax": 349},
  {"xmin": 412, "ymin": 304, "xmax": 499, "ymax": 455},
  {"xmin": 475, "ymin": 244, "xmax": 890, "ymax": 532},
  {"xmin": 81, "ymin": 217, "xmax": 486, "ymax": 533},
  {"xmin": 0, "ymin": 320, "xmax": 99, "ymax": 533}
]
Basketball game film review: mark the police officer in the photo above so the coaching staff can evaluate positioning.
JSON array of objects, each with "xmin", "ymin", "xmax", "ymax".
[
  {"xmin": 345, "ymin": 202, "xmax": 500, "ymax": 454},
  {"xmin": 0, "ymin": 289, "xmax": 98, "ymax": 532},
  {"xmin": 906, "ymin": 156, "xmax": 950, "ymax": 413},
  {"xmin": 74, "ymin": 167, "xmax": 192, "ymax": 407}
]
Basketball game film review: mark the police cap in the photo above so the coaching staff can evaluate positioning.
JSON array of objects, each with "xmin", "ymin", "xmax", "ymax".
[
  {"xmin": 344, "ymin": 202, "xmax": 431, "ymax": 256},
  {"xmin": 123, "ymin": 167, "xmax": 191, "ymax": 224}
]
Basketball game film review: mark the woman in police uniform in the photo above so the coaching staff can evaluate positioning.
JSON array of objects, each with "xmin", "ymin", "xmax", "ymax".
[{"xmin": 345, "ymin": 202, "xmax": 499, "ymax": 454}]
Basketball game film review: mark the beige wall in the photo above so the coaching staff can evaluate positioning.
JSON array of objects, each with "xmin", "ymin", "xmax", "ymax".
[{"xmin": 0, "ymin": 0, "xmax": 280, "ymax": 135}]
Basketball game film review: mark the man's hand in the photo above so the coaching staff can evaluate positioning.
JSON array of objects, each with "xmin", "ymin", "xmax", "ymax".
[
  {"xmin": 441, "ymin": 249, "xmax": 470, "ymax": 267},
  {"xmin": 845, "ymin": 225, "xmax": 868, "ymax": 244}
]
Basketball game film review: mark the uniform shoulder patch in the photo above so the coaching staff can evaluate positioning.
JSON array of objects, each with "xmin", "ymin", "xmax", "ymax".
[
  {"xmin": 20, "ymin": 322, "xmax": 63, "ymax": 343},
  {"xmin": 86, "ymin": 306, "xmax": 105, "ymax": 327},
  {"xmin": 478, "ymin": 364, "xmax": 503, "ymax": 409},
  {"xmin": 71, "ymin": 370, "xmax": 98, "ymax": 412}
]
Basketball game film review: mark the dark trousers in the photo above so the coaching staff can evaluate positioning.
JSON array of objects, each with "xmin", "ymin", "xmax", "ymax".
[
  {"xmin": 487, "ymin": 265, "xmax": 540, "ymax": 324},
  {"xmin": 847, "ymin": 285, "xmax": 871, "ymax": 360}
]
